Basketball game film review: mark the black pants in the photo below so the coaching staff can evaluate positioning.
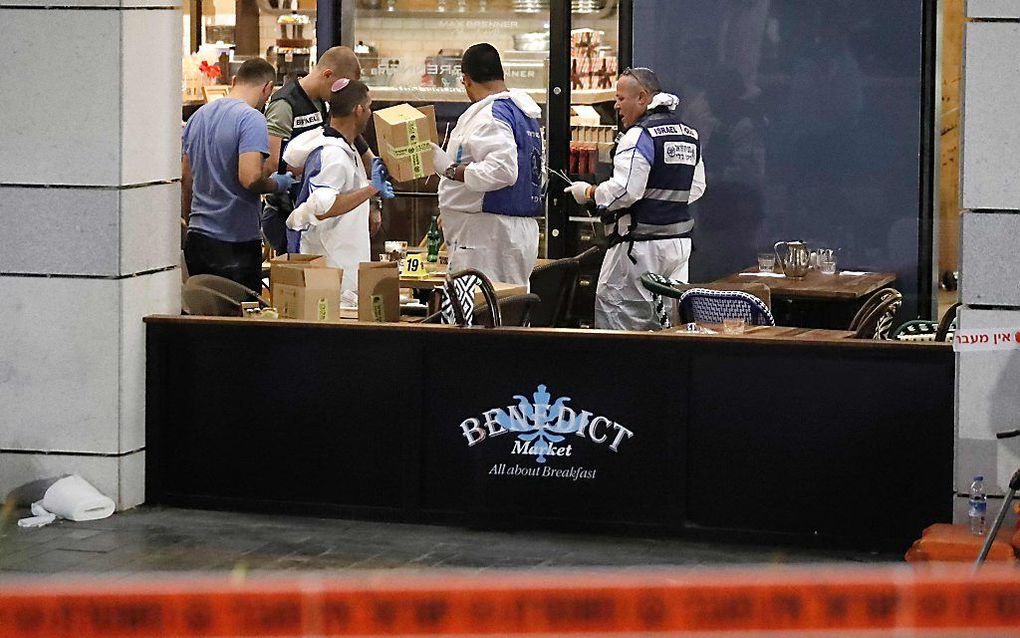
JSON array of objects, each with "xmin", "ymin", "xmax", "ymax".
[{"xmin": 184, "ymin": 231, "xmax": 263, "ymax": 292}]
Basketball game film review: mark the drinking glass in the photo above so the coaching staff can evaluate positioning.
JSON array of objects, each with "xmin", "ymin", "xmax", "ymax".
[
  {"xmin": 757, "ymin": 252, "xmax": 776, "ymax": 273},
  {"xmin": 384, "ymin": 240, "xmax": 407, "ymax": 266},
  {"xmin": 818, "ymin": 248, "xmax": 836, "ymax": 274},
  {"xmin": 723, "ymin": 318, "xmax": 746, "ymax": 334}
]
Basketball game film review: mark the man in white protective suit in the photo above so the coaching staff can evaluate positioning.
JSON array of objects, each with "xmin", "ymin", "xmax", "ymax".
[
  {"xmin": 283, "ymin": 79, "xmax": 395, "ymax": 296},
  {"xmin": 565, "ymin": 67, "xmax": 707, "ymax": 331},
  {"xmin": 432, "ymin": 43, "xmax": 544, "ymax": 287}
]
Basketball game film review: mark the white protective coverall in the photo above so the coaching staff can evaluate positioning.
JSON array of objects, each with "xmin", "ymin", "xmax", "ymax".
[
  {"xmin": 283, "ymin": 128, "xmax": 370, "ymax": 295},
  {"xmin": 594, "ymin": 93, "xmax": 706, "ymax": 331},
  {"xmin": 438, "ymin": 90, "xmax": 543, "ymax": 287}
]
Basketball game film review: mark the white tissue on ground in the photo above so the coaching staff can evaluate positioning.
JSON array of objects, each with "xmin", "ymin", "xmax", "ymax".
[
  {"xmin": 17, "ymin": 513, "xmax": 56, "ymax": 528},
  {"xmin": 17, "ymin": 474, "xmax": 115, "ymax": 528}
]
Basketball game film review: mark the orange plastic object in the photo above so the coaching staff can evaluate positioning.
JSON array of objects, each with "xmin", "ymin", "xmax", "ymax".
[{"xmin": 905, "ymin": 523, "xmax": 1016, "ymax": 563}]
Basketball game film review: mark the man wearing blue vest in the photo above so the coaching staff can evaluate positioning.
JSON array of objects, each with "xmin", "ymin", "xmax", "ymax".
[
  {"xmin": 433, "ymin": 43, "xmax": 544, "ymax": 286},
  {"xmin": 566, "ymin": 67, "xmax": 707, "ymax": 331}
]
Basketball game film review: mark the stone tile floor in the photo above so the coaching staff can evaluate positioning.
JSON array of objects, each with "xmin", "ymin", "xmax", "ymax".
[{"xmin": 0, "ymin": 505, "xmax": 900, "ymax": 576}]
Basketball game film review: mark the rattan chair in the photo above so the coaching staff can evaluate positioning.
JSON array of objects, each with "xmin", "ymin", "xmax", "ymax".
[
  {"xmin": 936, "ymin": 302, "xmax": 961, "ymax": 342},
  {"xmin": 475, "ymin": 293, "xmax": 542, "ymax": 328},
  {"xmin": 563, "ymin": 246, "xmax": 604, "ymax": 327},
  {"xmin": 849, "ymin": 288, "xmax": 903, "ymax": 339},
  {"xmin": 181, "ymin": 286, "xmax": 241, "ymax": 316},
  {"xmin": 677, "ymin": 287, "xmax": 776, "ymax": 326},
  {"xmin": 529, "ymin": 257, "xmax": 579, "ymax": 327},
  {"xmin": 186, "ymin": 274, "xmax": 268, "ymax": 307},
  {"xmin": 438, "ymin": 269, "xmax": 501, "ymax": 327},
  {"xmin": 892, "ymin": 319, "xmax": 939, "ymax": 342},
  {"xmin": 891, "ymin": 301, "xmax": 960, "ymax": 342},
  {"xmin": 640, "ymin": 273, "xmax": 773, "ymax": 328}
]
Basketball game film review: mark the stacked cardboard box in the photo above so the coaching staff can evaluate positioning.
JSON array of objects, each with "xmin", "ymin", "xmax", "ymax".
[
  {"xmin": 373, "ymin": 103, "xmax": 440, "ymax": 183},
  {"xmin": 269, "ymin": 254, "xmax": 341, "ymax": 322}
]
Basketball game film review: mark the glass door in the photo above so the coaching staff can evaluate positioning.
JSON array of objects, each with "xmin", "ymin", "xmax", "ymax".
[
  {"xmin": 550, "ymin": 0, "xmax": 625, "ymax": 261},
  {"xmin": 339, "ymin": 0, "xmax": 624, "ymax": 262},
  {"xmin": 346, "ymin": 0, "xmax": 554, "ymax": 257}
]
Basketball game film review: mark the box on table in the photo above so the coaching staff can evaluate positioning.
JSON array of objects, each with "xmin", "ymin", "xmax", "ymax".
[
  {"xmin": 373, "ymin": 103, "xmax": 439, "ymax": 183},
  {"xmin": 269, "ymin": 254, "xmax": 342, "ymax": 321},
  {"xmin": 358, "ymin": 261, "xmax": 400, "ymax": 322}
]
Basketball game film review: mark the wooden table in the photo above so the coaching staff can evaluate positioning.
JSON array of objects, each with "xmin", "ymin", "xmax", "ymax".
[
  {"xmin": 671, "ymin": 323, "xmax": 856, "ymax": 342},
  {"xmin": 400, "ymin": 275, "xmax": 526, "ymax": 298},
  {"xmin": 712, "ymin": 267, "xmax": 897, "ymax": 329},
  {"xmin": 713, "ymin": 268, "xmax": 896, "ymax": 301},
  {"xmin": 399, "ymin": 275, "xmax": 527, "ymax": 315}
]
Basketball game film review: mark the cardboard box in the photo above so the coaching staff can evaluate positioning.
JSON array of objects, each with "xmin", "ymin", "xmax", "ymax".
[
  {"xmin": 358, "ymin": 261, "xmax": 400, "ymax": 322},
  {"xmin": 373, "ymin": 103, "xmax": 439, "ymax": 183},
  {"xmin": 270, "ymin": 254, "xmax": 342, "ymax": 321}
]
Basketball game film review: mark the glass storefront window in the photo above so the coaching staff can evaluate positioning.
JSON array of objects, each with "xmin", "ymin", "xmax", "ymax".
[
  {"xmin": 351, "ymin": 1, "xmax": 551, "ymax": 102},
  {"xmin": 349, "ymin": 0, "xmax": 622, "ymax": 258}
]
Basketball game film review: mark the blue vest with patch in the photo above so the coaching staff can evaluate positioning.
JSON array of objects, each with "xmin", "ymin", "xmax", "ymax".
[
  {"xmin": 481, "ymin": 99, "xmax": 543, "ymax": 218},
  {"xmin": 627, "ymin": 110, "xmax": 700, "ymax": 226}
]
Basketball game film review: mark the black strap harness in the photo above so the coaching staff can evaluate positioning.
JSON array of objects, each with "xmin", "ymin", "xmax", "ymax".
[{"xmin": 601, "ymin": 206, "xmax": 694, "ymax": 264}]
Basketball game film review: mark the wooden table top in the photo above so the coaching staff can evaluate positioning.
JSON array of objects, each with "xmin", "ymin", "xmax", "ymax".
[
  {"xmin": 399, "ymin": 276, "xmax": 526, "ymax": 299},
  {"xmin": 671, "ymin": 323, "xmax": 856, "ymax": 342},
  {"xmin": 712, "ymin": 268, "xmax": 896, "ymax": 301},
  {"xmin": 398, "ymin": 274, "xmax": 448, "ymax": 290}
]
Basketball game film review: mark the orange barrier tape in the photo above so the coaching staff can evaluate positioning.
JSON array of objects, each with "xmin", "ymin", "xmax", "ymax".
[{"xmin": 0, "ymin": 567, "xmax": 1018, "ymax": 637}]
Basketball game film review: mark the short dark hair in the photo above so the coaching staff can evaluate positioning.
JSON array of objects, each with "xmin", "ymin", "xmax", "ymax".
[
  {"xmin": 235, "ymin": 58, "xmax": 276, "ymax": 86},
  {"xmin": 328, "ymin": 79, "xmax": 370, "ymax": 117},
  {"xmin": 461, "ymin": 43, "xmax": 504, "ymax": 84},
  {"xmin": 620, "ymin": 67, "xmax": 662, "ymax": 95}
]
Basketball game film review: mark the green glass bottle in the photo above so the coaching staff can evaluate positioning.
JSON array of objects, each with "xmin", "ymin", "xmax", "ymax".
[{"xmin": 426, "ymin": 215, "xmax": 441, "ymax": 263}]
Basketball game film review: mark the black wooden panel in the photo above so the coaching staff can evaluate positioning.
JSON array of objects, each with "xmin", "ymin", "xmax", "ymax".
[
  {"xmin": 147, "ymin": 323, "xmax": 424, "ymax": 510},
  {"xmin": 418, "ymin": 331, "xmax": 688, "ymax": 528},
  {"xmin": 146, "ymin": 319, "xmax": 953, "ymax": 549},
  {"xmin": 686, "ymin": 344, "xmax": 954, "ymax": 545}
]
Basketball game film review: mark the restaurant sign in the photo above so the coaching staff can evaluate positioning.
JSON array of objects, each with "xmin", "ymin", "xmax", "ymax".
[{"xmin": 458, "ymin": 384, "xmax": 634, "ymax": 481}]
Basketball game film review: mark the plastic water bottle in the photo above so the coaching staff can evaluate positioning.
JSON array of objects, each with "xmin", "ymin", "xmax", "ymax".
[{"xmin": 969, "ymin": 475, "xmax": 987, "ymax": 536}]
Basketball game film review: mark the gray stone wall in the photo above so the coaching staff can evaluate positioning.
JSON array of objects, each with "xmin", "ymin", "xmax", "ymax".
[
  {"xmin": 956, "ymin": 0, "xmax": 1020, "ymax": 518},
  {"xmin": 0, "ymin": 0, "xmax": 182, "ymax": 508}
]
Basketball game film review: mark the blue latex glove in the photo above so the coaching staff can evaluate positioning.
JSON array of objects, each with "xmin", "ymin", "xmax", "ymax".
[
  {"xmin": 271, "ymin": 172, "xmax": 296, "ymax": 193},
  {"xmin": 371, "ymin": 157, "xmax": 396, "ymax": 199}
]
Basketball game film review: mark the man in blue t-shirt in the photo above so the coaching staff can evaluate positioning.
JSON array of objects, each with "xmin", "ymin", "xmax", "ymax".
[{"xmin": 182, "ymin": 58, "xmax": 295, "ymax": 291}]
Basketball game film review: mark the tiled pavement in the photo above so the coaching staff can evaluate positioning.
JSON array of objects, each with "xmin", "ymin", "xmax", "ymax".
[{"xmin": 0, "ymin": 505, "xmax": 901, "ymax": 576}]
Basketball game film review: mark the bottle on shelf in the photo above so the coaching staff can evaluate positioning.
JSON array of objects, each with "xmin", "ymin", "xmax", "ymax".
[
  {"xmin": 969, "ymin": 475, "xmax": 987, "ymax": 536},
  {"xmin": 426, "ymin": 216, "xmax": 441, "ymax": 263}
]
